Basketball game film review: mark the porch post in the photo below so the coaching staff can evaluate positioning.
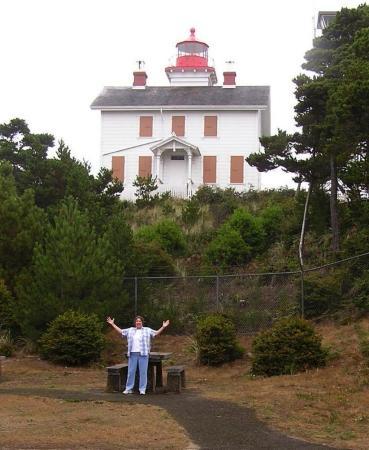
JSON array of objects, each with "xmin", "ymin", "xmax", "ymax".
[
  {"xmin": 187, "ymin": 153, "xmax": 192, "ymax": 197},
  {"xmin": 156, "ymin": 154, "xmax": 161, "ymax": 181}
]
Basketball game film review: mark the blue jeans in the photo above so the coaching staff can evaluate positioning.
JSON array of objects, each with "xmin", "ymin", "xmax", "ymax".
[{"xmin": 125, "ymin": 352, "xmax": 149, "ymax": 392}]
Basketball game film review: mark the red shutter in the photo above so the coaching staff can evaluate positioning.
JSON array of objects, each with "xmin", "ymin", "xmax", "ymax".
[
  {"xmin": 204, "ymin": 116, "xmax": 217, "ymax": 137},
  {"xmin": 139, "ymin": 116, "xmax": 153, "ymax": 137},
  {"xmin": 230, "ymin": 156, "xmax": 244, "ymax": 183},
  {"xmin": 172, "ymin": 116, "xmax": 185, "ymax": 136},
  {"xmin": 203, "ymin": 156, "xmax": 217, "ymax": 183},
  {"xmin": 112, "ymin": 156, "xmax": 124, "ymax": 182},
  {"xmin": 139, "ymin": 156, "xmax": 152, "ymax": 177}
]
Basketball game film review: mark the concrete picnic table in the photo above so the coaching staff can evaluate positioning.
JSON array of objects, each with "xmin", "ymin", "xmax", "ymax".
[{"xmin": 125, "ymin": 351, "xmax": 172, "ymax": 392}]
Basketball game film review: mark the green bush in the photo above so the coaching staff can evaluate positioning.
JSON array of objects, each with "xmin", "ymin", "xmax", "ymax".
[
  {"xmin": 195, "ymin": 314, "xmax": 244, "ymax": 365},
  {"xmin": 135, "ymin": 220, "xmax": 186, "ymax": 256},
  {"xmin": 303, "ymin": 271, "xmax": 345, "ymax": 318},
  {"xmin": 205, "ymin": 225, "xmax": 252, "ymax": 270},
  {"xmin": 39, "ymin": 310, "xmax": 105, "ymax": 366},
  {"xmin": 251, "ymin": 317, "xmax": 327, "ymax": 376}
]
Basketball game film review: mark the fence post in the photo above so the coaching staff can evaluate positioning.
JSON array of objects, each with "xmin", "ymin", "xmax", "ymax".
[
  {"xmin": 134, "ymin": 277, "xmax": 138, "ymax": 316},
  {"xmin": 300, "ymin": 270, "xmax": 305, "ymax": 319},
  {"xmin": 216, "ymin": 276, "xmax": 220, "ymax": 311}
]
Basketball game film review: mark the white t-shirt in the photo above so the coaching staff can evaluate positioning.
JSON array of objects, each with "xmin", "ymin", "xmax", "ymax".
[{"xmin": 131, "ymin": 329, "xmax": 143, "ymax": 353}]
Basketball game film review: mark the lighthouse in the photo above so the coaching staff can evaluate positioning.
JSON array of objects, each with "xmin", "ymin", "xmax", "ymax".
[
  {"xmin": 165, "ymin": 28, "xmax": 217, "ymax": 86},
  {"xmin": 91, "ymin": 28, "xmax": 270, "ymax": 199}
]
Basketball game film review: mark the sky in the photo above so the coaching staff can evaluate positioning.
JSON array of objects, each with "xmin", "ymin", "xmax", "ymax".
[{"xmin": 0, "ymin": 0, "xmax": 365, "ymax": 189}]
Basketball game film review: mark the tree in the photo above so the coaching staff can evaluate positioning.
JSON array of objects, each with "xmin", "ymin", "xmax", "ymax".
[
  {"xmin": 133, "ymin": 175, "xmax": 158, "ymax": 206},
  {"xmin": 15, "ymin": 197, "xmax": 128, "ymax": 340},
  {"xmin": 0, "ymin": 162, "xmax": 45, "ymax": 289},
  {"xmin": 247, "ymin": 5, "xmax": 369, "ymax": 252}
]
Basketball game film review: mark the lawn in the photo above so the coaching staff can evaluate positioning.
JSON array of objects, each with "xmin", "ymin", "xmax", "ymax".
[{"xmin": 1, "ymin": 320, "xmax": 369, "ymax": 449}]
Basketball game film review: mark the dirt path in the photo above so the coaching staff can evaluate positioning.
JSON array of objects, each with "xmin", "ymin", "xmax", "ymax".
[{"xmin": 0, "ymin": 386, "xmax": 341, "ymax": 450}]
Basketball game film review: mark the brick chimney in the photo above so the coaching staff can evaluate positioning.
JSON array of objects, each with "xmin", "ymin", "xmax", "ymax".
[
  {"xmin": 223, "ymin": 71, "xmax": 236, "ymax": 88},
  {"xmin": 133, "ymin": 71, "xmax": 147, "ymax": 89}
]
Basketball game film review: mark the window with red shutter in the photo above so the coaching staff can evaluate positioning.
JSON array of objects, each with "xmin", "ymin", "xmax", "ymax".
[
  {"xmin": 230, "ymin": 156, "xmax": 244, "ymax": 183},
  {"xmin": 172, "ymin": 116, "xmax": 185, "ymax": 137},
  {"xmin": 204, "ymin": 116, "xmax": 217, "ymax": 137},
  {"xmin": 138, "ymin": 156, "xmax": 152, "ymax": 177},
  {"xmin": 139, "ymin": 116, "xmax": 153, "ymax": 137},
  {"xmin": 112, "ymin": 156, "xmax": 124, "ymax": 182},
  {"xmin": 203, "ymin": 156, "xmax": 217, "ymax": 183}
]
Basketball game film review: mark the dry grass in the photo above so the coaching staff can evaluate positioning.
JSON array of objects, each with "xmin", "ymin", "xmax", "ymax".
[
  {"xmin": 0, "ymin": 395, "xmax": 189, "ymax": 449},
  {"xmin": 1, "ymin": 321, "xmax": 369, "ymax": 449}
]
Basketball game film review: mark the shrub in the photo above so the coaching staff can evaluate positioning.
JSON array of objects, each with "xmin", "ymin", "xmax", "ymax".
[
  {"xmin": 133, "ymin": 175, "xmax": 159, "ymax": 207},
  {"xmin": 205, "ymin": 225, "xmax": 252, "ymax": 270},
  {"xmin": 0, "ymin": 329, "xmax": 15, "ymax": 357},
  {"xmin": 251, "ymin": 317, "xmax": 327, "ymax": 376},
  {"xmin": 195, "ymin": 314, "xmax": 244, "ymax": 365},
  {"xmin": 135, "ymin": 220, "xmax": 186, "ymax": 256},
  {"xmin": 39, "ymin": 310, "xmax": 105, "ymax": 366},
  {"xmin": 303, "ymin": 271, "xmax": 344, "ymax": 318}
]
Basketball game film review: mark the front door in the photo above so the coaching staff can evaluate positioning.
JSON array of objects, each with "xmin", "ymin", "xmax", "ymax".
[{"xmin": 163, "ymin": 154, "xmax": 187, "ymax": 188}]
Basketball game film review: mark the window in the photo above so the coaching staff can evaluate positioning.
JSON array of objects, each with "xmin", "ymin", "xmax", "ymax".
[
  {"xmin": 138, "ymin": 156, "xmax": 152, "ymax": 177},
  {"xmin": 112, "ymin": 156, "xmax": 124, "ymax": 182},
  {"xmin": 171, "ymin": 155, "xmax": 185, "ymax": 160},
  {"xmin": 230, "ymin": 156, "xmax": 244, "ymax": 183},
  {"xmin": 172, "ymin": 116, "xmax": 185, "ymax": 137},
  {"xmin": 204, "ymin": 116, "xmax": 217, "ymax": 137},
  {"xmin": 203, "ymin": 156, "xmax": 216, "ymax": 183},
  {"xmin": 139, "ymin": 116, "xmax": 153, "ymax": 137}
]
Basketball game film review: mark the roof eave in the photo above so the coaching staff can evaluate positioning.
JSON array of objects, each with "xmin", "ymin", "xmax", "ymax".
[{"xmin": 91, "ymin": 104, "xmax": 268, "ymax": 111}]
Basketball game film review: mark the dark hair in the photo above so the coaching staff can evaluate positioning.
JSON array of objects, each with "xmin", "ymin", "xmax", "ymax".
[{"xmin": 134, "ymin": 316, "xmax": 144, "ymax": 326}]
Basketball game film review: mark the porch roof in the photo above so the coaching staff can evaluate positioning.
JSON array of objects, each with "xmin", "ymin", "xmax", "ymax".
[{"xmin": 150, "ymin": 134, "xmax": 201, "ymax": 156}]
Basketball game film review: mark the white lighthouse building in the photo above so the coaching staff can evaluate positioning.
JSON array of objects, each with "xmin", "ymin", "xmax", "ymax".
[{"xmin": 91, "ymin": 28, "xmax": 270, "ymax": 199}]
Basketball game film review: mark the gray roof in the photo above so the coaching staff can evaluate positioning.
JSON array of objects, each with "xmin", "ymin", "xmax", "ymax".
[{"xmin": 90, "ymin": 86, "xmax": 270, "ymax": 109}]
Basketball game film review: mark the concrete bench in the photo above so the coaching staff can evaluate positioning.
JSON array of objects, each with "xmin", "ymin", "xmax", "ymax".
[
  {"xmin": 166, "ymin": 365, "xmax": 186, "ymax": 393},
  {"xmin": 106, "ymin": 363, "xmax": 129, "ymax": 392},
  {"xmin": 106, "ymin": 361, "xmax": 156, "ymax": 393}
]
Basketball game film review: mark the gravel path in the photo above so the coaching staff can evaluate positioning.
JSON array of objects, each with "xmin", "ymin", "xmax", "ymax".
[{"xmin": 0, "ymin": 386, "xmax": 343, "ymax": 450}]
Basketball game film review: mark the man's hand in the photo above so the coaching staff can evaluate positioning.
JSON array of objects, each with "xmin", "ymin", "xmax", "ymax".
[
  {"xmin": 107, "ymin": 317, "xmax": 115, "ymax": 325},
  {"xmin": 162, "ymin": 320, "xmax": 170, "ymax": 328}
]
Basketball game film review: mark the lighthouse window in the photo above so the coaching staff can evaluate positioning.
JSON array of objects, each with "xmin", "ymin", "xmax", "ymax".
[{"xmin": 171, "ymin": 155, "xmax": 185, "ymax": 160}]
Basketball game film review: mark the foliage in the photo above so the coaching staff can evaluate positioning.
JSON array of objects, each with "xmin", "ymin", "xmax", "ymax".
[
  {"xmin": 205, "ymin": 224, "xmax": 251, "ymax": 270},
  {"xmin": 15, "ymin": 197, "xmax": 128, "ymax": 340},
  {"xmin": 127, "ymin": 241, "xmax": 176, "ymax": 277},
  {"xmin": 251, "ymin": 317, "xmax": 328, "ymax": 376},
  {"xmin": 133, "ymin": 175, "xmax": 158, "ymax": 207},
  {"xmin": 195, "ymin": 314, "xmax": 244, "ymax": 365},
  {"xmin": 39, "ymin": 310, "xmax": 105, "ymax": 366},
  {"xmin": 0, "ymin": 279, "xmax": 18, "ymax": 334},
  {"xmin": 0, "ymin": 162, "xmax": 46, "ymax": 288},
  {"xmin": 351, "ymin": 270, "xmax": 369, "ymax": 312},
  {"xmin": 181, "ymin": 197, "xmax": 201, "ymax": 228},
  {"xmin": 247, "ymin": 5, "xmax": 369, "ymax": 252},
  {"xmin": 135, "ymin": 219, "xmax": 186, "ymax": 256},
  {"xmin": 303, "ymin": 270, "xmax": 346, "ymax": 318},
  {"xmin": 0, "ymin": 329, "xmax": 15, "ymax": 357},
  {"xmin": 205, "ymin": 207, "xmax": 266, "ymax": 270}
]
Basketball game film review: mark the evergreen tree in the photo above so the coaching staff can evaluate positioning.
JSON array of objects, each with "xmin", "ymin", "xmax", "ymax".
[
  {"xmin": 0, "ymin": 162, "xmax": 45, "ymax": 289},
  {"xmin": 15, "ymin": 197, "xmax": 128, "ymax": 340}
]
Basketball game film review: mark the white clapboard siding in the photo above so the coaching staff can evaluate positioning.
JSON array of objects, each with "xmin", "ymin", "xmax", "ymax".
[{"xmin": 100, "ymin": 109, "xmax": 262, "ymax": 198}]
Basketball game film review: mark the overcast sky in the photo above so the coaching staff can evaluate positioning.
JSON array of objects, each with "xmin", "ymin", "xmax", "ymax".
[{"xmin": 0, "ymin": 0, "xmax": 364, "ymax": 189}]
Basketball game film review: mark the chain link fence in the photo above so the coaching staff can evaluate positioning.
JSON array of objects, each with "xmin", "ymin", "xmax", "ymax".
[{"xmin": 123, "ymin": 252, "xmax": 369, "ymax": 334}]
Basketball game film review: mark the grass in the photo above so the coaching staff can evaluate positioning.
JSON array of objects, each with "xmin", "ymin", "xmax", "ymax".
[{"xmin": 1, "ymin": 320, "xmax": 369, "ymax": 449}]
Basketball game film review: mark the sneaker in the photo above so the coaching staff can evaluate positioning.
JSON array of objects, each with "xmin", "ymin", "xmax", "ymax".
[
  {"xmin": 139, "ymin": 390, "xmax": 146, "ymax": 395},
  {"xmin": 123, "ymin": 389, "xmax": 133, "ymax": 394}
]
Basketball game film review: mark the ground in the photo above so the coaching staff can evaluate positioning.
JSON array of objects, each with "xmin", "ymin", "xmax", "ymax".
[{"xmin": 0, "ymin": 320, "xmax": 368, "ymax": 449}]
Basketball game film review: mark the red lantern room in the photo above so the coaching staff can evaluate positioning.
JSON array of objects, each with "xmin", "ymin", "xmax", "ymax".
[{"xmin": 165, "ymin": 28, "xmax": 217, "ymax": 86}]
